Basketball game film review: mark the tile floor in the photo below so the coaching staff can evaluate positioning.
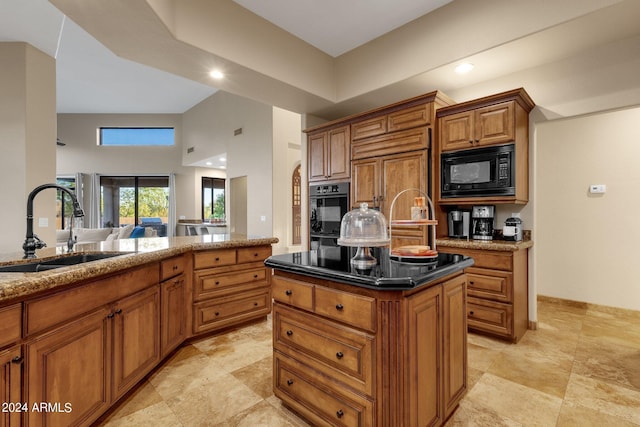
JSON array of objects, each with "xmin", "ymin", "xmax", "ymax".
[{"xmin": 97, "ymin": 298, "xmax": 640, "ymax": 426}]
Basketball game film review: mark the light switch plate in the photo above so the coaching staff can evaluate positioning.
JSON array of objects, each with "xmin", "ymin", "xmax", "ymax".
[
  {"xmin": 38, "ymin": 217, "xmax": 48, "ymax": 227},
  {"xmin": 589, "ymin": 184, "xmax": 606, "ymax": 194}
]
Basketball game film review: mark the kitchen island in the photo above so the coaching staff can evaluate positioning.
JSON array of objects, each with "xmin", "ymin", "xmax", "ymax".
[
  {"xmin": 0, "ymin": 234, "xmax": 277, "ymax": 427},
  {"xmin": 265, "ymin": 248, "xmax": 473, "ymax": 426}
]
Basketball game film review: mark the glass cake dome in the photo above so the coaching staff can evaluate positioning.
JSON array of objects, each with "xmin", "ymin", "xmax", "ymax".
[{"xmin": 337, "ymin": 203, "xmax": 390, "ymax": 247}]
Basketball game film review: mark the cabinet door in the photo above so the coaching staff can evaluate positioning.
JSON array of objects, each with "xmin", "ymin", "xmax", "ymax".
[
  {"xmin": 26, "ymin": 307, "xmax": 111, "ymax": 427},
  {"xmin": 0, "ymin": 346, "xmax": 22, "ymax": 427},
  {"xmin": 161, "ymin": 274, "xmax": 186, "ymax": 358},
  {"xmin": 327, "ymin": 126, "xmax": 350, "ymax": 180},
  {"xmin": 475, "ymin": 101, "xmax": 514, "ymax": 146},
  {"xmin": 308, "ymin": 132, "xmax": 327, "ymax": 182},
  {"xmin": 381, "ymin": 151, "xmax": 428, "ymax": 247},
  {"xmin": 443, "ymin": 275, "xmax": 467, "ymax": 418},
  {"xmin": 112, "ymin": 286, "xmax": 161, "ymax": 401},
  {"xmin": 439, "ymin": 111, "xmax": 474, "ymax": 151},
  {"xmin": 406, "ymin": 285, "xmax": 442, "ymax": 427},
  {"xmin": 351, "ymin": 158, "xmax": 380, "ymax": 209}
]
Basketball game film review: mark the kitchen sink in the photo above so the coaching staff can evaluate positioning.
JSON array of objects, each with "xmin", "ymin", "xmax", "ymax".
[{"xmin": 0, "ymin": 252, "xmax": 132, "ymax": 273}]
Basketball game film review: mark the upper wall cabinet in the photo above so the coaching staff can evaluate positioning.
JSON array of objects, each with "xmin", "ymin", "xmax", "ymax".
[
  {"xmin": 307, "ymin": 125, "xmax": 351, "ymax": 183},
  {"xmin": 435, "ymin": 88, "xmax": 535, "ymax": 205},
  {"xmin": 439, "ymin": 101, "xmax": 515, "ymax": 152}
]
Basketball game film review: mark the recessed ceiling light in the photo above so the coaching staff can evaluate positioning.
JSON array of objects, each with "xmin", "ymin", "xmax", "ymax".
[
  {"xmin": 205, "ymin": 161, "xmax": 212, "ymax": 166},
  {"xmin": 454, "ymin": 63, "xmax": 474, "ymax": 74},
  {"xmin": 220, "ymin": 157, "xmax": 226, "ymax": 162},
  {"xmin": 209, "ymin": 70, "xmax": 224, "ymax": 79},
  {"xmin": 220, "ymin": 165, "xmax": 226, "ymax": 169}
]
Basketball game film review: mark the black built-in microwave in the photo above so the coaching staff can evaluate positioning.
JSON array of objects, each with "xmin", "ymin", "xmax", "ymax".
[{"xmin": 441, "ymin": 143, "xmax": 515, "ymax": 198}]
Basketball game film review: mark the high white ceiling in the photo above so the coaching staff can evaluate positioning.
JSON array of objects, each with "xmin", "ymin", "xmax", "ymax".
[
  {"xmin": 1, "ymin": 0, "xmax": 639, "ymax": 120},
  {"xmin": 0, "ymin": 0, "xmax": 452, "ymax": 114}
]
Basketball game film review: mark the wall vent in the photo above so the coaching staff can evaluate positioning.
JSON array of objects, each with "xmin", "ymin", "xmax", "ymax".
[
  {"xmin": 187, "ymin": 146, "xmax": 195, "ymax": 153},
  {"xmin": 234, "ymin": 128, "xmax": 243, "ymax": 136}
]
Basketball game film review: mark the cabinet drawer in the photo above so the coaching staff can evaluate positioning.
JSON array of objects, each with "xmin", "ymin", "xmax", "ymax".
[
  {"xmin": 387, "ymin": 103, "xmax": 432, "ymax": 132},
  {"xmin": 467, "ymin": 297, "xmax": 512, "ymax": 337},
  {"xmin": 160, "ymin": 255, "xmax": 186, "ymax": 281},
  {"xmin": 194, "ymin": 267, "xmax": 268, "ymax": 301},
  {"xmin": 315, "ymin": 286, "xmax": 376, "ymax": 332},
  {"xmin": 237, "ymin": 246, "xmax": 271, "ymax": 264},
  {"xmin": 193, "ymin": 249, "xmax": 236, "ymax": 270},
  {"xmin": 274, "ymin": 354, "xmax": 374, "ymax": 427},
  {"xmin": 272, "ymin": 276, "xmax": 314, "ymax": 312},
  {"xmin": 439, "ymin": 247, "xmax": 512, "ymax": 271},
  {"xmin": 193, "ymin": 290, "xmax": 271, "ymax": 334},
  {"xmin": 466, "ymin": 267, "xmax": 512, "ymax": 303},
  {"xmin": 351, "ymin": 116, "xmax": 387, "ymax": 140},
  {"xmin": 274, "ymin": 304, "xmax": 374, "ymax": 396},
  {"xmin": 0, "ymin": 304, "xmax": 21, "ymax": 348}
]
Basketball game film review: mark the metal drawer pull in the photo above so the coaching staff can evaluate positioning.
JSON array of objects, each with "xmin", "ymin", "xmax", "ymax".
[
  {"xmin": 287, "ymin": 379, "xmax": 294, "ymax": 386},
  {"xmin": 335, "ymin": 303, "xmax": 344, "ymax": 311},
  {"xmin": 336, "ymin": 352, "xmax": 344, "ymax": 359},
  {"xmin": 11, "ymin": 356, "xmax": 23, "ymax": 364},
  {"xmin": 336, "ymin": 409, "xmax": 344, "ymax": 418},
  {"xmin": 285, "ymin": 290, "xmax": 293, "ymax": 296},
  {"xmin": 286, "ymin": 330, "xmax": 293, "ymax": 336}
]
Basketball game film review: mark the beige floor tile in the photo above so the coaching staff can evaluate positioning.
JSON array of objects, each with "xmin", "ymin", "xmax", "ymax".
[
  {"xmin": 573, "ymin": 334, "xmax": 640, "ymax": 390},
  {"xmin": 100, "ymin": 401, "xmax": 182, "ymax": 427},
  {"xmin": 556, "ymin": 401, "xmax": 640, "ymax": 427},
  {"xmin": 464, "ymin": 373, "xmax": 563, "ymax": 426},
  {"xmin": 231, "ymin": 355, "xmax": 274, "ymax": 399},
  {"xmin": 213, "ymin": 400, "xmax": 308, "ymax": 427},
  {"xmin": 101, "ymin": 380, "xmax": 164, "ymax": 422},
  {"xmin": 564, "ymin": 373, "xmax": 640, "ymax": 425}
]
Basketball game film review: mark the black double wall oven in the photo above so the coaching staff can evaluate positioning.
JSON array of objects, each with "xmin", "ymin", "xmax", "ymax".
[{"xmin": 309, "ymin": 182, "xmax": 349, "ymax": 256}]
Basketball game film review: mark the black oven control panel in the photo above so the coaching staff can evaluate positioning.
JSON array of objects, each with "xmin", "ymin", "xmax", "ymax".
[{"xmin": 311, "ymin": 182, "xmax": 349, "ymax": 196}]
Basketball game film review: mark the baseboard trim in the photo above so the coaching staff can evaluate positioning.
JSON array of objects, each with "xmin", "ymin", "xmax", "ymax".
[{"xmin": 537, "ymin": 294, "xmax": 640, "ymax": 319}]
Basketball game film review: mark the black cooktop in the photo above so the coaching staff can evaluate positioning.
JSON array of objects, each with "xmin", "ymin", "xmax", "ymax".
[{"xmin": 265, "ymin": 247, "xmax": 474, "ymax": 290}]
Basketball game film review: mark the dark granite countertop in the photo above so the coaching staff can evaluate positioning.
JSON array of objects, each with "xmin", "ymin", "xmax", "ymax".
[
  {"xmin": 436, "ymin": 236, "xmax": 533, "ymax": 252},
  {"xmin": 265, "ymin": 247, "xmax": 474, "ymax": 290}
]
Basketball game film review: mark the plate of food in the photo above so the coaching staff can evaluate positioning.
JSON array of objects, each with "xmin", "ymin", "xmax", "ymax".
[{"xmin": 390, "ymin": 245, "xmax": 438, "ymax": 263}]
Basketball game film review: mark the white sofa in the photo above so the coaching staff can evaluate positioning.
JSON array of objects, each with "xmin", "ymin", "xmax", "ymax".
[{"xmin": 56, "ymin": 224, "xmax": 157, "ymax": 246}]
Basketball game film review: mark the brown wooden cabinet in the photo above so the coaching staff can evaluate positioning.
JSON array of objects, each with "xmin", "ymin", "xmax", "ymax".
[
  {"xmin": 0, "ymin": 346, "xmax": 22, "ymax": 427},
  {"xmin": 160, "ymin": 255, "xmax": 187, "ymax": 357},
  {"xmin": 271, "ymin": 270, "xmax": 467, "ymax": 426},
  {"xmin": 438, "ymin": 245, "xmax": 529, "ymax": 343},
  {"xmin": 435, "ymin": 88, "xmax": 534, "ymax": 205},
  {"xmin": 23, "ymin": 263, "xmax": 161, "ymax": 427},
  {"xmin": 192, "ymin": 245, "xmax": 272, "ymax": 335},
  {"xmin": 308, "ymin": 125, "xmax": 350, "ymax": 183},
  {"xmin": 439, "ymin": 101, "xmax": 515, "ymax": 151},
  {"xmin": 352, "ymin": 150, "xmax": 428, "ymax": 247}
]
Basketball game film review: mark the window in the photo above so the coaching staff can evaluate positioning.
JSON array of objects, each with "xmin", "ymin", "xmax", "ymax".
[
  {"xmin": 202, "ymin": 177, "xmax": 225, "ymax": 222},
  {"xmin": 100, "ymin": 176, "xmax": 169, "ymax": 236},
  {"xmin": 99, "ymin": 127, "xmax": 174, "ymax": 146},
  {"xmin": 56, "ymin": 177, "xmax": 76, "ymax": 230}
]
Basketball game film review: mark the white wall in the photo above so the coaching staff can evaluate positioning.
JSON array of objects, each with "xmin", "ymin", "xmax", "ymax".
[
  {"xmin": 534, "ymin": 106, "xmax": 640, "ymax": 311},
  {"xmin": 56, "ymin": 113, "xmax": 201, "ymax": 231},
  {"xmin": 0, "ymin": 43, "xmax": 56, "ymax": 253},
  {"xmin": 183, "ymin": 91, "xmax": 274, "ymax": 238},
  {"xmin": 272, "ymin": 106, "xmax": 302, "ymax": 255}
]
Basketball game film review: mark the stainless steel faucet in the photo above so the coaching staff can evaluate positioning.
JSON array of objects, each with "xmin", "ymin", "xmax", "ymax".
[{"xmin": 23, "ymin": 184, "xmax": 85, "ymax": 258}]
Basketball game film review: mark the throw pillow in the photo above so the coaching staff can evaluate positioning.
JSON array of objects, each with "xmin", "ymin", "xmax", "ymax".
[
  {"xmin": 117, "ymin": 224, "xmax": 135, "ymax": 239},
  {"xmin": 130, "ymin": 226, "xmax": 146, "ymax": 239}
]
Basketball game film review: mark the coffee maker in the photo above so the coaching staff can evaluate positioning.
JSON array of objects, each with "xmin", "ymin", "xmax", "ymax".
[
  {"xmin": 471, "ymin": 205, "xmax": 495, "ymax": 240},
  {"xmin": 448, "ymin": 210, "xmax": 470, "ymax": 239}
]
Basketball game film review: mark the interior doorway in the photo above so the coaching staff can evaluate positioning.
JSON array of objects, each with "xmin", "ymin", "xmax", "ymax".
[{"xmin": 230, "ymin": 176, "xmax": 247, "ymax": 234}]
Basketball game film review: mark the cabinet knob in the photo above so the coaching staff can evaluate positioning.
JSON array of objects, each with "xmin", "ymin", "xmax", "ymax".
[
  {"xmin": 469, "ymin": 311, "xmax": 474, "ymax": 316},
  {"xmin": 336, "ymin": 352, "xmax": 344, "ymax": 359},
  {"xmin": 469, "ymin": 140, "xmax": 474, "ymax": 144},
  {"xmin": 11, "ymin": 356, "xmax": 23, "ymax": 364},
  {"xmin": 336, "ymin": 409, "xmax": 344, "ymax": 419},
  {"xmin": 173, "ymin": 265, "xmax": 178, "ymax": 270},
  {"xmin": 286, "ymin": 330, "xmax": 293, "ymax": 336},
  {"xmin": 335, "ymin": 303, "xmax": 344, "ymax": 311},
  {"xmin": 114, "ymin": 309, "xmax": 122, "ymax": 315},
  {"xmin": 215, "ymin": 281, "xmax": 220, "ymax": 285},
  {"xmin": 215, "ymin": 257, "xmax": 220, "ymax": 261},
  {"xmin": 215, "ymin": 311, "xmax": 220, "ymax": 316},
  {"xmin": 254, "ymin": 302, "xmax": 258, "ymax": 306},
  {"xmin": 287, "ymin": 379, "xmax": 294, "ymax": 386},
  {"xmin": 469, "ymin": 281, "xmax": 474, "ymax": 285},
  {"xmin": 253, "ymin": 253, "xmax": 259, "ymax": 257},
  {"xmin": 107, "ymin": 312, "xmax": 115, "ymax": 319},
  {"xmin": 285, "ymin": 289, "xmax": 293, "ymax": 296},
  {"xmin": 253, "ymin": 274, "xmax": 258, "ymax": 279}
]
